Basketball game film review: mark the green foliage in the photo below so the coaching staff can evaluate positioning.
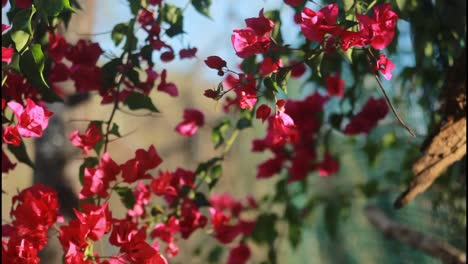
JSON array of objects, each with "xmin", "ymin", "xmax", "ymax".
[
  {"xmin": 114, "ymin": 186, "xmax": 136, "ymax": 209},
  {"xmin": 123, "ymin": 92, "xmax": 159, "ymax": 112},
  {"xmin": 192, "ymin": 0, "xmax": 212, "ymax": 18}
]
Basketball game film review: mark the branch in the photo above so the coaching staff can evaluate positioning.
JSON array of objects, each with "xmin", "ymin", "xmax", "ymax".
[
  {"xmin": 365, "ymin": 205, "xmax": 466, "ymax": 264},
  {"xmin": 394, "ymin": 48, "xmax": 466, "ymax": 208}
]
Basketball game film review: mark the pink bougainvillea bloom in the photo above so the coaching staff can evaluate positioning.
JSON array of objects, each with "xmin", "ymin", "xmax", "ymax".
[
  {"xmin": 259, "ymin": 57, "xmax": 283, "ymax": 76},
  {"xmin": 7, "ymin": 99, "xmax": 54, "ymax": 138},
  {"xmin": 150, "ymin": 170, "xmax": 178, "ymax": 197},
  {"xmin": 157, "ymin": 69, "xmax": 178, "ymax": 97},
  {"xmin": 231, "ymin": 10, "xmax": 274, "ymax": 58},
  {"xmin": 339, "ymin": 30, "xmax": 366, "ymax": 51},
  {"xmin": 375, "ymin": 54, "xmax": 395, "ymax": 80},
  {"xmin": 69, "ymin": 122, "xmax": 101, "ymax": 155},
  {"xmin": 2, "ymin": 24, "xmax": 9, "ymax": 33},
  {"xmin": 227, "ymin": 243, "xmax": 251, "ymax": 264},
  {"xmin": 2, "ymin": 47, "xmax": 14, "ymax": 64},
  {"xmin": 231, "ymin": 76, "xmax": 258, "ymax": 110},
  {"xmin": 344, "ymin": 97, "xmax": 388, "ymax": 135},
  {"xmin": 325, "ymin": 73, "xmax": 345, "ymax": 97},
  {"xmin": 178, "ymin": 198, "xmax": 207, "ymax": 239},
  {"xmin": 175, "ymin": 109, "xmax": 205, "ymax": 137},
  {"xmin": 318, "ymin": 152, "xmax": 339, "ymax": 177},
  {"xmin": 300, "ymin": 3, "xmax": 341, "ymax": 42},
  {"xmin": 357, "ymin": 3, "xmax": 398, "ymax": 50},
  {"xmin": 79, "ymin": 153, "xmax": 120, "ymax": 199},
  {"xmin": 73, "ymin": 203, "xmax": 112, "ymax": 242},
  {"xmin": 255, "ymin": 104, "xmax": 271, "ymax": 123},
  {"xmin": 3, "ymin": 126, "xmax": 21, "ymax": 146}
]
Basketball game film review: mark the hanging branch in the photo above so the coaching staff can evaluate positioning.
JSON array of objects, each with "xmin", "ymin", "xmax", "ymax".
[{"xmin": 365, "ymin": 205, "xmax": 466, "ymax": 264}]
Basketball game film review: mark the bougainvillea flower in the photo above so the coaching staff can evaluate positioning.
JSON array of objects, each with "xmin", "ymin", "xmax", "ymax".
[
  {"xmin": 2, "ymin": 150, "xmax": 17, "ymax": 173},
  {"xmin": 179, "ymin": 198, "xmax": 207, "ymax": 239},
  {"xmin": 2, "ymin": 238, "xmax": 40, "ymax": 264},
  {"xmin": 48, "ymin": 33, "xmax": 69, "ymax": 62},
  {"xmin": 284, "ymin": 0, "xmax": 303, "ymax": 7},
  {"xmin": 157, "ymin": 69, "xmax": 178, "ymax": 97},
  {"xmin": 259, "ymin": 57, "xmax": 283, "ymax": 76},
  {"xmin": 255, "ymin": 104, "xmax": 271, "ymax": 123},
  {"xmin": 257, "ymin": 156, "xmax": 285, "ymax": 179},
  {"xmin": 3, "ymin": 126, "xmax": 21, "ymax": 146},
  {"xmin": 227, "ymin": 243, "xmax": 251, "ymax": 264},
  {"xmin": 231, "ymin": 10, "xmax": 274, "ymax": 58},
  {"xmin": 121, "ymin": 145, "xmax": 163, "ymax": 183},
  {"xmin": 73, "ymin": 203, "xmax": 112, "ymax": 241},
  {"xmin": 2, "ymin": 47, "xmax": 14, "ymax": 64},
  {"xmin": 344, "ymin": 97, "xmax": 388, "ymax": 135},
  {"xmin": 290, "ymin": 61, "xmax": 306, "ymax": 78},
  {"xmin": 357, "ymin": 3, "xmax": 398, "ymax": 50},
  {"xmin": 375, "ymin": 54, "xmax": 395, "ymax": 80},
  {"xmin": 69, "ymin": 122, "xmax": 101, "ymax": 155},
  {"xmin": 204, "ymin": 56, "xmax": 227, "ymax": 72},
  {"xmin": 177, "ymin": 47, "xmax": 196, "ymax": 59},
  {"xmin": 175, "ymin": 109, "xmax": 205, "ymax": 137},
  {"xmin": 7, "ymin": 99, "xmax": 54, "ymax": 138},
  {"xmin": 339, "ymin": 30, "xmax": 366, "ymax": 51},
  {"xmin": 325, "ymin": 72, "xmax": 345, "ymax": 97},
  {"xmin": 229, "ymin": 75, "xmax": 258, "ymax": 110},
  {"xmin": 300, "ymin": 3, "xmax": 341, "ymax": 42},
  {"xmin": 318, "ymin": 152, "xmax": 339, "ymax": 176},
  {"xmin": 79, "ymin": 153, "xmax": 120, "ymax": 199}
]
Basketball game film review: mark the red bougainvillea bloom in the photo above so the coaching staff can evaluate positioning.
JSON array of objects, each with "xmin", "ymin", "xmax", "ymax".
[
  {"xmin": 318, "ymin": 152, "xmax": 339, "ymax": 176},
  {"xmin": 2, "ymin": 24, "xmax": 9, "ymax": 32},
  {"xmin": 290, "ymin": 61, "xmax": 306, "ymax": 78},
  {"xmin": 3, "ymin": 126, "xmax": 21, "ymax": 146},
  {"xmin": 223, "ymin": 75, "xmax": 258, "ymax": 110},
  {"xmin": 257, "ymin": 156, "xmax": 285, "ymax": 179},
  {"xmin": 69, "ymin": 122, "xmax": 101, "ymax": 155},
  {"xmin": 73, "ymin": 203, "xmax": 112, "ymax": 241},
  {"xmin": 157, "ymin": 69, "xmax": 179, "ymax": 97},
  {"xmin": 209, "ymin": 193, "xmax": 243, "ymax": 217},
  {"xmin": 325, "ymin": 73, "xmax": 345, "ymax": 97},
  {"xmin": 269, "ymin": 99, "xmax": 299, "ymax": 145},
  {"xmin": 7, "ymin": 99, "xmax": 54, "ymax": 138},
  {"xmin": 2, "ymin": 47, "xmax": 14, "ymax": 64},
  {"xmin": 48, "ymin": 33, "xmax": 69, "ymax": 62},
  {"xmin": 150, "ymin": 170, "xmax": 178, "ymax": 197},
  {"xmin": 178, "ymin": 198, "xmax": 207, "ymax": 239},
  {"xmin": 284, "ymin": 0, "xmax": 303, "ymax": 7},
  {"xmin": 227, "ymin": 243, "xmax": 251, "ymax": 264},
  {"xmin": 231, "ymin": 10, "xmax": 274, "ymax": 58},
  {"xmin": 2, "ymin": 150, "xmax": 17, "ymax": 173},
  {"xmin": 127, "ymin": 181, "xmax": 151, "ymax": 220},
  {"xmin": 66, "ymin": 39, "xmax": 103, "ymax": 93},
  {"xmin": 339, "ymin": 30, "xmax": 366, "ymax": 51},
  {"xmin": 121, "ymin": 145, "xmax": 163, "ymax": 183},
  {"xmin": 175, "ymin": 109, "xmax": 205, "ymax": 137},
  {"xmin": 204, "ymin": 56, "xmax": 227, "ymax": 75},
  {"xmin": 344, "ymin": 97, "xmax": 388, "ymax": 135},
  {"xmin": 357, "ymin": 3, "xmax": 398, "ymax": 50},
  {"xmin": 259, "ymin": 57, "xmax": 283, "ymax": 76},
  {"xmin": 179, "ymin": 47, "xmax": 197, "ymax": 59},
  {"xmin": 3, "ymin": 238, "xmax": 40, "ymax": 264},
  {"xmin": 375, "ymin": 54, "xmax": 395, "ymax": 80},
  {"xmin": 79, "ymin": 153, "xmax": 121, "ymax": 199},
  {"xmin": 256, "ymin": 104, "xmax": 271, "ymax": 123},
  {"xmin": 15, "ymin": 0, "xmax": 32, "ymax": 8},
  {"xmin": 300, "ymin": 3, "xmax": 341, "ymax": 42}
]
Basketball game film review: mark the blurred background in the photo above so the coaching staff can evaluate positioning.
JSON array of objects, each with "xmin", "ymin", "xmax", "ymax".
[{"xmin": 2, "ymin": 0, "xmax": 466, "ymax": 263}]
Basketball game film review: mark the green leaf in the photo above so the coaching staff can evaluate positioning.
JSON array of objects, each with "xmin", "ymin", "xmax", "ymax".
[
  {"xmin": 195, "ymin": 156, "xmax": 223, "ymax": 175},
  {"xmin": 206, "ymin": 164, "xmax": 222, "ymax": 189},
  {"xmin": 11, "ymin": 6, "xmax": 36, "ymax": 52},
  {"xmin": 79, "ymin": 157, "xmax": 99, "ymax": 185},
  {"xmin": 275, "ymin": 68, "xmax": 291, "ymax": 94},
  {"xmin": 101, "ymin": 58, "xmax": 121, "ymax": 87},
  {"xmin": 124, "ymin": 19, "xmax": 137, "ymax": 51},
  {"xmin": 111, "ymin": 23, "xmax": 128, "ymax": 46},
  {"xmin": 34, "ymin": 0, "xmax": 75, "ymax": 17},
  {"xmin": 207, "ymin": 246, "xmax": 223, "ymax": 263},
  {"xmin": 324, "ymin": 203, "xmax": 339, "ymax": 240},
  {"xmin": 252, "ymin": 213, "xmax": 277, "ymax": 244},
  {"xmin": 22, "ymin": 44, "xmax": 46, "ymax": 85},
  {"xmin": 192, "ymin": 0, "xmax": 211, "ymax": 18},
  {"xmin": 123, "ymin": 92, "xmax": 159, "ymax": 112},
  {"xmin": 263, "ymin": 77, "xmax": 280, "ymax": 93},
  {"xmin": 240, "ymin": 55, "xmax": 257, "ymax": 75},
  {"xmin": 160, "ymin": 4, "xmax": 184, "ymax": 37},
  {"xmin": 358, "ymin": 179, "xmax": 379, "ymax": 198},
  {"xmin": 288, "ymin": 222, "xmax": 302, "ymax": 249},
  {"xmin": 127, "ymin": 68, "xmax": 140, "ymax": 86},
  {"xmin": 109, "ymin": 123, "xmax": 121, "ymax": 137},
  {"xmin": 236, "ymin": 117, "xmax": 251, "ymax": 130},
  {"xmin": 7, "ymin": 141, "xmax": 34, "ymax": 169},
  {"xmin": 211, "ymin": 119, "xmax": 231, "ymax": 149},
  {"xmin": 127, "ymin": 0, "xmax": 141, "ymax": 15},
  {"xmin": 114, "ymin": 186, "xmax": 136, "ymax": 209},
  {"xmin": 194, "ymin": 192, "xmax": 210, "ymax": 207}
]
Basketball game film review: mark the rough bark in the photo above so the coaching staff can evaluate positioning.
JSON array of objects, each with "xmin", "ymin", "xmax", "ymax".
[
  {"xmin": 365, "ymin": 205, "xmax": 466, "ymax": 264},
  {"xmin": 394, "ymin": 48, "xmax": 466, "ymax": 208}
]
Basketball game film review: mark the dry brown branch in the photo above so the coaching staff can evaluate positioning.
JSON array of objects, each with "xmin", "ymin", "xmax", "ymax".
[
  {"xmin": 394, "ymin": 48, "xmax": 466, "ymax": 208},
  {"xmin": 365, "ymin": 205, "xmax": 467, "ymax": 264}
]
